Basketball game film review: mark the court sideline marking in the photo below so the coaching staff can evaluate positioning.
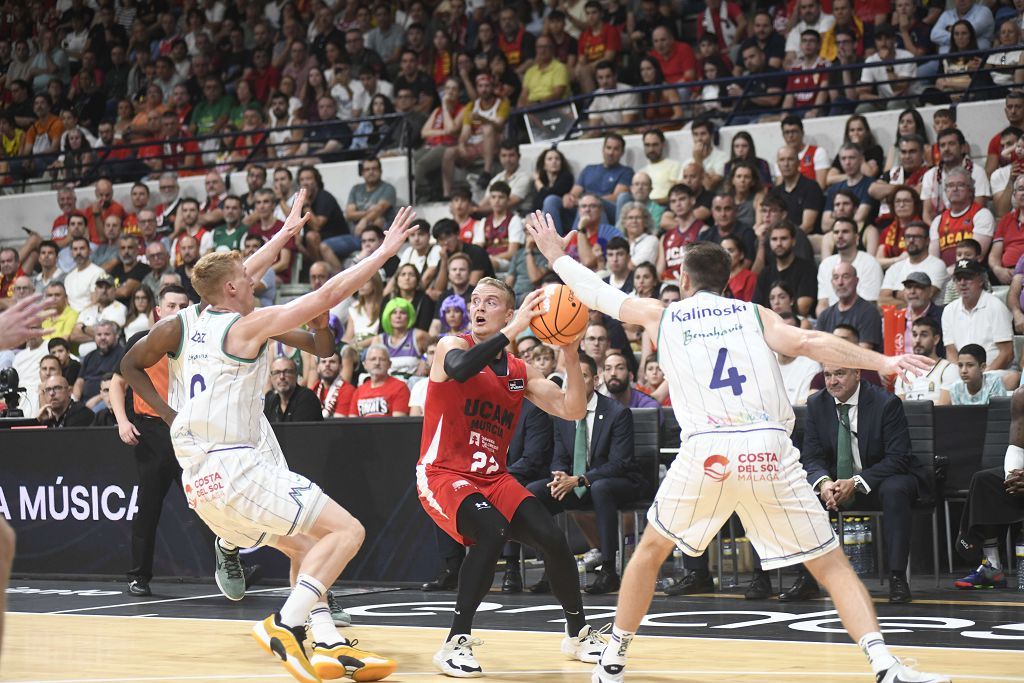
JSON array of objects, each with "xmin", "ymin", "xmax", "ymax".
[{"xmin": 43, "ymin": 587, "xmax": 285, "ymax": 615}]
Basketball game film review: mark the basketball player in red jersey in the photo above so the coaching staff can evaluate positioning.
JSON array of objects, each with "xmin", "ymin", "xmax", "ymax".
[{"xmin": 418, "ymin": 277, "xmax": 607, "ymax": 678}]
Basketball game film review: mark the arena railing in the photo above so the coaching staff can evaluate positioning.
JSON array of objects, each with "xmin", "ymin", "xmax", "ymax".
[
  {"xmin": 509, "ymin": 44, "xmax": 1022, "ymax": 142},
  {"xmin": 4, "ymin": 109, "xmax": 416, "ymax": 199}
]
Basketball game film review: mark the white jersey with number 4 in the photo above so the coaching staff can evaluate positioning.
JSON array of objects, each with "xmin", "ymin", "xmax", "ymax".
[
  {"xmin": 171, "ymin": 308, "xmax": 271, "ymax": 449},
  {"xmin": 658, "ymin": 292, "xmax": 794, "ymax": 439}
]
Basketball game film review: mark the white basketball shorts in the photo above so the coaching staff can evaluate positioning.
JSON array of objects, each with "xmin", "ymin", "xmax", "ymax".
[
  {"xmin": 647, "ymin": 426, "xmax": 838, "ymax": 570},
  {"xmin": 173, "ymin": 430, "xmax": 327, "ymax": 549}
]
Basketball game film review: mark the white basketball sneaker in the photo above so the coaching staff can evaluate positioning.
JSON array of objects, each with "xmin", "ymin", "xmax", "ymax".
[
  {"xmin": 433, "ymin": 634, "xmax": 484, "ymax": 678},
  {"xmin": 876, "ymin": 660, "xmax": 951, "ymax": 683},
  {"xmin": 561, "ymin": 624, "xmax": 609, "ymax": 663}
]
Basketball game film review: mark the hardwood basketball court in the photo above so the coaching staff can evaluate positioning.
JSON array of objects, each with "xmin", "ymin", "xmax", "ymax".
[{"xmin": 3, "ymin": 577, "xmax": 1021, "ymax": 682}]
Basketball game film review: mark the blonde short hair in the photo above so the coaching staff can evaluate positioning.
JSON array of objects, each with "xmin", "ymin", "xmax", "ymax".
[
  {"xmin": 191, "ymin": 251, "xmax": 243, "ymax": 302},
  {"xmin": 474, "ymin": 276, "xmax": 516, "ymax": 309}
]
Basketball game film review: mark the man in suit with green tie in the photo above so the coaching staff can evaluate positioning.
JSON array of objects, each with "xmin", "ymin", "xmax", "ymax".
[
  {"xmin": 792, "ymin": 363, "xmax": 928, "ymax": 604},
  {"xmin": 526, "ymin": 353, "xmax": 648, "ymax": 595}
]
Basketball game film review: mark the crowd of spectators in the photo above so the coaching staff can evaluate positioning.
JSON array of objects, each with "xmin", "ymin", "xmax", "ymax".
[
  {"xmin": 1, "ymin": 0, "xmax": 1024, "ymax": 595},
  {"xmin": 0, "ymin": 0, "xmax": 1019, "ymax": 192}
]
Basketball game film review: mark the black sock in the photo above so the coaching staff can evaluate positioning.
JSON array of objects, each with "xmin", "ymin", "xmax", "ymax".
[{"xmin": 447, "ymin": 494, "xmax": 506, "ymax": 640}]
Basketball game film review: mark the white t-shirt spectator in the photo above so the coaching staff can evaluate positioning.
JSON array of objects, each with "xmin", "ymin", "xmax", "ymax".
[
  {"xmin": 397, "ymin": 243, "xmax": 443, "ymax": 276},
  {"xmin": 941, "ymin": 290, "xmax": 1013, "ymax": 365},
  {"xmin": 990, "ymin": 164, "xmax": 1011, "ymax": 197},
  {"xmin": 778, "ymin": 355, "xmax": 821, "ymax": 406},
  {"xmin": 630, "ymin": 233, "xmax": 659, "ymax": 267},
  {"xmin": 816, "ymin": 252, "xmax": 884, "ymax": 305},
  {"xmin": 920, "ymin": 165, "xmax": 992, "ymax": 207},
  {"xmin": 587, "ymin": 84, "xmax": 641, "ymax": 126},
  {"xmin": 785, "ymin": 14, "xmax": 836, "ymax": 54},
  {"xmin": 881, "ymin": 255, "xmax": 950, "ymax": 302},
  {"xmin": 860, "ymin": 49, "xmax": 922, "ymax": 98},
  {"xmin": 683, "ymin": 148, "xmax": 729, "ymax": 180},
  {"xmin": 76, "ymin": 301, "xmax": 128, "ymax": 357},
  {"xmin": 895, "ymin": 357, "xmax": 959, "ymax": 401},
  {"xmin": 63, "ymin": 263, "xmax": 107, "ymax": 312},
  {"xmin": 351, "ymin": 81, "xmax": 394, "ymax": 118},
  {"xmin": 486, "ymin": 167, "xmax": 532, "ymax": 204}
]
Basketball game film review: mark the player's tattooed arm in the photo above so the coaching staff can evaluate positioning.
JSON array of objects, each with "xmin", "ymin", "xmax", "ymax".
[{"xmin": 120, "ymin": 316, "xmax": 180, "ymax": 426}]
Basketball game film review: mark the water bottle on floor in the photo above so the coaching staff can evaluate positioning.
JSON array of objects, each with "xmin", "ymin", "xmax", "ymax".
[
  {"xmin": 721, "ymin": 539, "xmax": 737, "ymax": 588},
  {"xmin": 672, "ymin": 546, "xmax": 683, "ymax": 571},
  {"xmin": 577, "ymin": 557, "xmax": 587, "ymax": 589},
  {"xmin": 854, "ymin": 518, "xmax": 868, "ymax": 576},
  {"xmin": 1016, "ymin": 542, "xmax": 1024, "ymax": 592},
  {"xmin": 863, "ymin": 519, "xmax": 875, "ymax": 575}
]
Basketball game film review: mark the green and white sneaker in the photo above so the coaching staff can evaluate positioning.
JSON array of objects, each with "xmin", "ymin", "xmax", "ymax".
[
  {"xmin": 214, "ymin": 538, "xmax": 246, "ymax": 601},
  {"xmin": 327, "ymin": 590, "xmax": 352, "ymax": 627}
]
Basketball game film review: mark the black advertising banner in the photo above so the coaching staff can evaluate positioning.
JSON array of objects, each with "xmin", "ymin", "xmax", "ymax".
[{"xmin": 0, "ymin": 419, "xmax": 439, "ymax": 582}]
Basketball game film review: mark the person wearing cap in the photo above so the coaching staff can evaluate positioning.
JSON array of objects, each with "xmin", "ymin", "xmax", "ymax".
[
  {"xmin": 369, "ymin": 297, "xmax": 429, "ymax": 378},
  {"xmin": 69, "ymin": 274, "xmax": 128, "ymax": 357},
  {"xmin": 900, "ymin": 271, "xmax": 945, "ymax": 345},
  {"xmin": 442, "ymin": 72, "xmax": 509, "ymax": 198},
  {"xmin": 895, "ymin": 317, "xmax": 958, "ymax": 402},
  {"xmin": 939, "ymin": 343, "xmax": 1018, "ymax": 406},
  {"xmin": 942, "ymin": 258, "xmax": 1014, "ymax": 369},
  {"xmin": 855, "ymin": 23, "xmax": 922, "ymax": 113},
  {"xmin": 878, "ymin": 221, "xmax": 949, "ymax": 306}
]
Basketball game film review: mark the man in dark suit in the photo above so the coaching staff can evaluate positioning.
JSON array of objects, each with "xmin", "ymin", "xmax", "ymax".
[
  {"xmin": 423, "ymin": 398, "xmax": 553, "ymax": 592},
  {"xmin": 526, "ymin": 353, "xmax": 646, "ymax": 594},
  {"xmin": 790, "ymin": 362, "xmax": 927, "ymax": 604}
]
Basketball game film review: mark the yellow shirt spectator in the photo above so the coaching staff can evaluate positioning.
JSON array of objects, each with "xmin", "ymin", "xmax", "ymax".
[
  {"xmin": 521, "ymin": 59, "xmax": 571, "ymax": 104},
  {"xmin": 43, "ymin": 305, "xmax": 78, "ymax": 341}
]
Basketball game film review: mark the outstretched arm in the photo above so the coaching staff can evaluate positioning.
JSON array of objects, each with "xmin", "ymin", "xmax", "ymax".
[
  {"xmin": 523, "ymin": 343, "xmax": 586, "ymax": 421},
  {"xmin": 525, "ymin": 210, "xmax": 664, "ymax": 331},
  {"xmin": 758, "ymin": 305, "xmax": 932, "ymax": 380},
  {"xmin": 243, "ymin": 188, "xmax": 310, "ymax": 283},
  {"xmin": 269, "ymin": 310, "xmax": 335, "ymax": 357},
  {"xmin": 119, "ymin": 317, "xmax": 182, "ymax": 425},
  {"xmin": 230, "ymin": 207, "xmax": 416, "ymax": 357}
]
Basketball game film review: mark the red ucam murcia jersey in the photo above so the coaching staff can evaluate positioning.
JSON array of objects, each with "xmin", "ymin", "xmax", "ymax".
[
  {"xmin": 418, "ymin": 334, "xmax": 529, "ymax": 477},
  {"xmin": 661, "ymin": 220, "xmax": 705, "ymax": 282}
]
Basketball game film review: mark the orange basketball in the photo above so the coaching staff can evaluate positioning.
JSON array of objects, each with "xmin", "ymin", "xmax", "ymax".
[{"xmin": 529, "ymin": 284, "xmax": 590, "ymax": 346}]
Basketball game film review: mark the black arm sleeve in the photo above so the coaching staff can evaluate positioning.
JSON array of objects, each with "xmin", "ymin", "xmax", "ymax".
[{"xmin": 443, "ymin": 333, "xmax": 510, "ymax": 383}]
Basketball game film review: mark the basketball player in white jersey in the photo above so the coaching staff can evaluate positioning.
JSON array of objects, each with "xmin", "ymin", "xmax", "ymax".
[
  {"xmin": 123, "ymin": 194, "xmax": 415, "ymax": 683},
  {"xmin": 120, "ymin": 200, "xmax": 348, "ymax": 622},
  {"xmin": 526, "ymin": 211, "xmax": 950, "ymax": 683}
]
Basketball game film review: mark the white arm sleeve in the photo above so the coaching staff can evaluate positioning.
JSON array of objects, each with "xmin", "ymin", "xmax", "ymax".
[
  {"xmin": 1006, "ymin": 445, "xmax": 1024, "ymax": 479},
  {"xmin": 551, "ymin": 255, "xmax": 630, "ymax": 319}
]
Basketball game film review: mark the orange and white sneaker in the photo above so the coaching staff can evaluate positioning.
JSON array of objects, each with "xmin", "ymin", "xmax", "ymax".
[
  {"xmin": 310, "ymin": 639, "xmax": 397, "ymax": 681},
  {"xmin": 252, "ymin": 613, "xmax": 321, "ymax": 683}
]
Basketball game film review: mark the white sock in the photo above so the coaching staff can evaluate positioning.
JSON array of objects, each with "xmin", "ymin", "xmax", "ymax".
[
  {"xmin": 310, "ymin": 604, "xmax": 347, "ymax": 646},
  {"xmin": 858, "ymin": 632, "xmax": 898, "ymax": 674},
  {"xmin": 279, "ymin": 574, "xmax": 325, "ymax": 628},
  {"xmin": 599, "ymin": 624, "xmax": 634, "ymax": 667},
  {"xmin": 217, "ymin": 538, "xmax": 238, "ymax": 553},
  {"xmin": 983, "ymin": 540, "xmax": 1001, "ymax": 569}
]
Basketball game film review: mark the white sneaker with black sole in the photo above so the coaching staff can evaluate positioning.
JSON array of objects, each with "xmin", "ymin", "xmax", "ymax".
[
  {"xmin": 877, "ymin": 660, "xmax": 951, "ymax": 683},
  {"xmin": 433, "ymin": 634, "xmax": 484, "ymax": 678},
  {"xmin": 561, "ymin": 624, "xmax": 609, "ymax": 663}
]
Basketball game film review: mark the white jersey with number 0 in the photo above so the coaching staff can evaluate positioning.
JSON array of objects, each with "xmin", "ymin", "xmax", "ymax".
[
  {"xmin": 171, "ymin": 308, "xmax": 271, "ymax": 448},
  {"xmin": 166, "ymin": 303, "xmax": 202, "ymax": 412},
  {"xmin": 658, "ymin": 292, "xmax": 794, "ymax": 439}
]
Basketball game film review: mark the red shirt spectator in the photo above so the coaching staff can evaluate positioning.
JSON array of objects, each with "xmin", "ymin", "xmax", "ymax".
[
  {"xmin": 349, "ymin": 376, "xmax": 410, "ymax": 417},
  {"xmin": 697, "ymin": 1, "xmax": 745, "ymax": 52},
  {"xmin": 86, "ymin": 201, "xmax": 126, "ymax": 245},
  {"xmin": 578, "ymin": 23, "xmax": 621, "ymax": 64},
  {"xmin": 649, "ymin": 40, "xmax": 696, "ymax": 84},
  {"xmin": 311, "ymin": 377, "xmax": 356, "ymax": 417},
  {"xmin": 994, "ymin": 208, "xmax": 1024, "ymax": 268},
  {"xmin": 138, "ymin": 131, "xmax": 201, "ymax": 174},
  {"xmin": 0, "ymin": 265, "xmax": 25, "ymax": 299}
]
